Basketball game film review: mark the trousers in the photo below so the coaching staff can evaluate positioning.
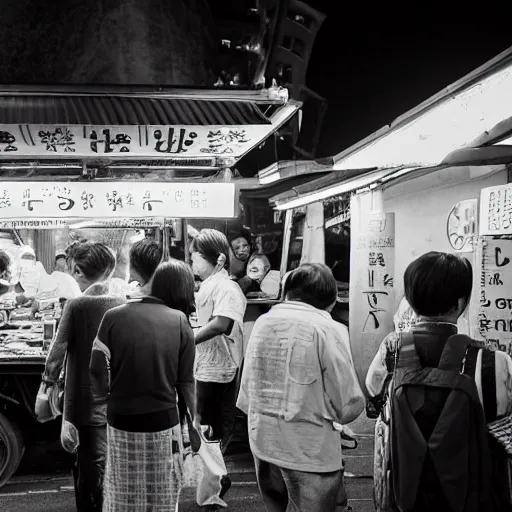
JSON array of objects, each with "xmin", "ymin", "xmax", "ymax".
[
  {"xmin": 196, "ymin": 375, "xmax": 239, "ymax": 452},
  {"xmin": 72, "ymin": 425, "xmax": 107, "ymax": 512},
  {"xmin": 254, "ymin": 455, "xmax": 348, "ymax": 512}
]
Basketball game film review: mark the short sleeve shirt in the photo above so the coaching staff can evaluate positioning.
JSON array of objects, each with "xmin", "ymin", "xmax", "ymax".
[{"xmin": 195, "ymin": 269, "xmax": 247, "ymax": 383}]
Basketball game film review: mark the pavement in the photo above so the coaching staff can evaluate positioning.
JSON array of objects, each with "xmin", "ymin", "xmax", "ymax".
[{"xmin": 0, "ymin": 416, "xmax": 376, "ymax": 511}]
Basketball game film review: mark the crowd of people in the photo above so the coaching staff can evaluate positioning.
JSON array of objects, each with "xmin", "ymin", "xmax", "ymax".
[{"xmin": 15, "ymin": 227, "xmax": 510, "ymax": 512}]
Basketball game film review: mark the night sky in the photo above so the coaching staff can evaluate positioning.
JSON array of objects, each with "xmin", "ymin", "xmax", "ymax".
[{"xmin": 305, "ymin": 3, "xmax": 512, "ymax": 158}]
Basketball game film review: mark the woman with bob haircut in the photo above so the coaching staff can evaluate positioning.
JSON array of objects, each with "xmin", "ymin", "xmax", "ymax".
[
  {"xmin": 90, "ymin": 259, "xmax": 196, "ymax": 512},
  {"xmin": 42, "ymin": 241, "xmax": 125, "ymax": 512}
]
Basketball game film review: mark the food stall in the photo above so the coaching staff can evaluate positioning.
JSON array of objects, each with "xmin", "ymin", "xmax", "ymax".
[
  {"xmin": 0, "ymin": 84, "xmax": 301, "ymax": 487},
  {"xmin": 0, "ymin": 180, "xmax": 239, "ymax": 486}
]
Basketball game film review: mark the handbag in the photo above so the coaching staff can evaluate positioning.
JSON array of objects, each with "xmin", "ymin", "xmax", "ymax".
[
  {"xmin": 35, "ymin": 352, "xmax": 67, "ymax": 422},
  {"xmin": 373, "ymin": 333, "xmax": 401, "ymax": 512}
]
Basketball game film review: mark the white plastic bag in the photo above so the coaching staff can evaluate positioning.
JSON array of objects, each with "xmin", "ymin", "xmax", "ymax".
[
  {"xmin": 195, "ymin": 425, "xmax": 229, "ymax": 509},
  {"xmin": 61, "ymin": 418, "xmax": 79, "ymax": 454},
  {"xmin": 34, "ymin": 383, "xmax": 55, "ymax": 423},
  {"xmin": 196, "ymin": 441, "xmax": 228, "ymax": 508}
]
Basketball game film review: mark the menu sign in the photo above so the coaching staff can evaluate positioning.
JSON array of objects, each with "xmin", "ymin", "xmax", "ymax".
[
  {"xmin": 476, "ymin": 238, "xmax": 512, "ymax": 355},
  {"xmin": 0, "ymin": 181, "xmax": 237, "ymax": 219},
  {"xmin": 480, "ymin": 184, "xmax": 512, "ymax": 236},
  {"xmin": 0, "ymin": 124, "xmax": 270, "ymax": 159}
]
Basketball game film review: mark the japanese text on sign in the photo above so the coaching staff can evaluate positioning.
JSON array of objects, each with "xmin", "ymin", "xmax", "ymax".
[
  {"xmin": 352, "ymin": 214, "xmax": 395, "ymax": 334},
  {"xmin": 0, "ymin": 124, "xmax": 269, "ymax": 159},
  {"xmin": 480, "ymin": 184, "xmax": 512, "ymax": 236},
  {"xmin": 349, "ymin": 210, "xmax": 396, "ymax": 390},
  {"xmin": 477, "ymin": 239, "xmax": 512, "ymax": 355},
  {"xmin": 0, "ymin": 182, "xmax": 236, "ymax": 219}
]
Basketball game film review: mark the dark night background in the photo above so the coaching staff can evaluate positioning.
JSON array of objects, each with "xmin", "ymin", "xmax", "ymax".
[
  {"xmin": 306, "ymin": 3, "xmax": 511, "ymax": 158},
  {"xmin": 0, "ymin": 1, "xmax": 510, "ymax": 161}
]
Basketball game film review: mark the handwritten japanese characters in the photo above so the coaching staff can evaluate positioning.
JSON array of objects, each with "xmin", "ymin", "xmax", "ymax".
[
  {"xmin": 0, "ymin": 131, "xmax": 18, "ymax": 152},
  {"xmin": 349, "ymin": 211, "xmax": 396, "ymax": 387},
  {"xmin": 477, "ymin": 239, "xmax": 512, "ymax": 355},
  {"xmin": 352, "ymin": 213, "xmax": 395, "ymax": 334},
  {"xmin": 0, "ymin": 124, "xmax": 265, "ymax": 159},
  {"xmin": 38, "ymin": 128, "xmax": 76, "ymax": 152},
  {"xmin": 201, "ymin": 129, "xmax": 249, "ymax": 154},
  {"xmin": 480, "ymin": 184, "xmax": 512, "ymax": 236},
  {"xmin": 0, "ymin": 182, "xmax": 237, "ymax": 219}
]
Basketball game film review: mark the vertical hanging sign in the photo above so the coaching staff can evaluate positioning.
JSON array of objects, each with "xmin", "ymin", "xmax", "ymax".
[
  {"xmin": 477, "ymin": 238, "xmax": 512, "ymax": 355},
  {"xmin": 349, "ymin": 211, "xmax": 395, "ymax": 392}
]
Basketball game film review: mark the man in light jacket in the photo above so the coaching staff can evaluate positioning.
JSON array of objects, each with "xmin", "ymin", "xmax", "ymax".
[{"xmin": 237, "ymin": 263, "xmax": 365, "ymax": 512}]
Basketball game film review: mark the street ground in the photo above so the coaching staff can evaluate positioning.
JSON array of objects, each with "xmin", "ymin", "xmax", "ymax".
[{"xmin": 0, "ymin": 416, "xmax": 376, "ymax": 512}]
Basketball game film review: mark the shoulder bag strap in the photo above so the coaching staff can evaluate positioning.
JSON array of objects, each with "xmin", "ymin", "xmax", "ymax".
[{"xmin": 481, "ymin": 349, "xmax": 497, "ymax": 423}]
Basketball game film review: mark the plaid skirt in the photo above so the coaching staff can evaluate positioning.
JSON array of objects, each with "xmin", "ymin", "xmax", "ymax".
[{"xmin": 103, "ymin": 424, "xmax": 183, "ymax": 512}]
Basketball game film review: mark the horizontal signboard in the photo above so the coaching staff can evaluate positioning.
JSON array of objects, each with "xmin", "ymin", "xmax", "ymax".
[
  {"xmin": 0, "ymin": 181, "xmax": 237, "ymax": 219},
  {"xmin": 0, "ymin": 218, "xmax": 177, "ymax": 230},
  {"xmin": 480, "ymin": 183, "xmax": 512, "ymax": 236},
  {"xmin": 0, "ymin": 124, "xmax": 271, "ymax": 159}
]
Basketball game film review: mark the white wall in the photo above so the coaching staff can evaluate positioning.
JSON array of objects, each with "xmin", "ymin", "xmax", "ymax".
[{"xmin": 383, "ymin": 165, "xmax": 507, "ymax": 310}]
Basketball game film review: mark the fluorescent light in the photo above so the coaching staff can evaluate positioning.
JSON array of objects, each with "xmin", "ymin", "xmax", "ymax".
[
  {"xmin": 334, "ymin": 64, "xmax": 512, "ymax": 170},
  {"xmin": 274, "ymin": 168, "xmax": 397, "ymax": 210}
]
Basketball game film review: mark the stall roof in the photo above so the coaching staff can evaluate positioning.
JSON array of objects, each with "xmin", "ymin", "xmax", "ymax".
[
  {"xmin": 0, "ymin": 85, "xmax": 300, "ymax": 167},
  {"xmin": 331, "ymin": 45, "xmax": 512, "ymax": 171},
  {"xmin": 0, "ymin": 94, "xmax": 270, "ymax": 126},
  {"xmin": 270, "ymin": 45, "xmax": 512, "ymax": 210},
  {"xmin": 270, "ymin": 167, "xmax": 417, "ymax": 210},
  {"xmin": 257, "ymin": 158, "xmax": 334, "ymax": 185}
]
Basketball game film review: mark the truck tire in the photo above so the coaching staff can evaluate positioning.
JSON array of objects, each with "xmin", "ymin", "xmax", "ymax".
[{"xmin": 0, "ymin": 413, "xmax": 25, "ymax": 488}]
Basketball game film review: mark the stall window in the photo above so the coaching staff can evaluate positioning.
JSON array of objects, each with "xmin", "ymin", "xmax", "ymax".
[
  {"xmin": 323, "ymin": 196, "xmax": 350, "ymax": 326},
  {"xmin": 286, "ymin": 208, "xmax": 306, "ymax": 272}
]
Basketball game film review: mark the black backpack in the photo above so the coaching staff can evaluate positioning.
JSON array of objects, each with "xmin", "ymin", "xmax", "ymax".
[{"xmin": 389, "ymin": 333, "xmax": 498, "ymax": 512}]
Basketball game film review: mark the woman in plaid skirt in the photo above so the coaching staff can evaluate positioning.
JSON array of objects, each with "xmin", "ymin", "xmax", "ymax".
[{"xmin": 90, "ymin": 260, "xmax": 196, "ymax": 511}]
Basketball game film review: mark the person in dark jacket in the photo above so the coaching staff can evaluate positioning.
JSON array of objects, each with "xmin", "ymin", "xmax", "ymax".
[
  {"xmin": 366, "ymin": 251, "xmax": 512, "ymax": 512},
  {"xmin": 42, "ymin": 242, "xmax": 125, "ymax": 512},
  {"xmin": 90, "ymin": 259, "xmax": 196, "ymax": 511}
]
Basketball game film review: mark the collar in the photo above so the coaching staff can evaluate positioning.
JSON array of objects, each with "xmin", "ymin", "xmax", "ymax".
[
  {"xmin": 412, "ymin": 321, "xmax": 458, "ymax": 335},
  {"xmin": 126, "ymin": 295, "xmax": 165, "ymax": 306},
  {"xmin": 201, "ymin": 268, "xmax": 229, "ymax": 285},
  {"xmin": 273, "ymin": 300, "xmax": 332, "ymax": 320},
  {"xmin": 83, "ymin": 281, "xmax": 111, "ymax": 297}
]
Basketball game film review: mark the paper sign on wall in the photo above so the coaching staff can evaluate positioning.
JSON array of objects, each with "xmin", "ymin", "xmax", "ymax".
[
  {"xmin": 349, "ymin": 211, "xmax": 395, "ymax": 389},
  {"xmin": 477, "ymin": 238, "xmax": 512, "ymax": 355},
  {"xmin": 480, "ymin": 184, "xmax": 512, "ymax": 236}
]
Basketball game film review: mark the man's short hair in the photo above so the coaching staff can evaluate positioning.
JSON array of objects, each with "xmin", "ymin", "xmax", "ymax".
[
  {"xmin": 404, "ymin": 251, "xmax": 473, "ymax": 317},
  {"xmin": 284, "ymin": 263, "xmax": 338, "ymax": 310},
  {"xmin": 129, "ymin": 239, "xmax": 163, "ymax": 283}
]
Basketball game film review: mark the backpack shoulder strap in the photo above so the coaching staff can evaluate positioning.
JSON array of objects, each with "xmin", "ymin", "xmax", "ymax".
[
  {"xmin": 395, "ymin": 332, "xmax": 422, "ymax": 369},
  {"xmin": 481, "ymin": 348, "xmax": 497, "ymax": 423},
  {"xmin": 437, "ymin": 334, "xmax": 471, "ymax": 371}
]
